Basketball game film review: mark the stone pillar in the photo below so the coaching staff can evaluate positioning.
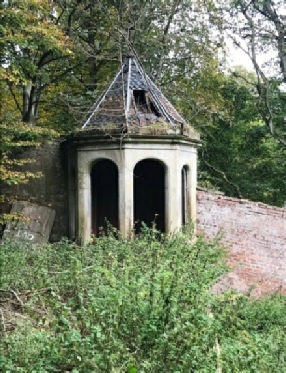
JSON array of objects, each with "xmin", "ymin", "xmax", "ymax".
[
  {"xmin": 166, "ymin": 165, "xmax": 182, "ymax": 233},
  {"xmin": 189, "ymin": 157, "xmax": 197, "ymax": 222},
  {"xmin": 119, "ymin": 163, "xmax": 134, "ymax": 237},
  {"xmin": 68, "ymin": 166, "xmax": 76, "ymax": 240},
  {"xmin": 77, "ymin": 170, "xmax": 91, "ymax": 244}
]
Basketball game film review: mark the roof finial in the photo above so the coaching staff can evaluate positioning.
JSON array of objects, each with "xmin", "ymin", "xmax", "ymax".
[{"xmin": 127, "ymin": 25, "xmax": 135, "ymax": 56}]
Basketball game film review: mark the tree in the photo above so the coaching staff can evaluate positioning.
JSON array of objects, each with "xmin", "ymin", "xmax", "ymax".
[
  {"xmin": 3, "ymin": 0, "xmax": 284, "ymax": 206},
  {"xmin": 1, "ymin": 0, "xmax": 223, "ymax": 128},
  {"xmin": 58, "ymin": 0, "xmax": 225, "ymax": 124},
  {"xmin": 198, "ymin": 70, "xmax": 286, "ymax": 206},
  {"xmin": 1, "ymin": 0, "xmax": 75, "ymax": 125},
  {"xmin": 222, "ymin": 0, "xmax": 286, "ymax": 145},
  {"xmin": 0, "ymin": 81, "xmax": 58, "ymax": 222}
]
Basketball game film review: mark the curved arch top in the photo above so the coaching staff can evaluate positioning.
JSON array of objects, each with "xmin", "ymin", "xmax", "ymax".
[
  {"xmin": 133, "ymin": 156, "xmax": 168, "ymax": 171},
  {"xmin": 88, "ymin": 155, "xmax": 119, "ymax": 174}
]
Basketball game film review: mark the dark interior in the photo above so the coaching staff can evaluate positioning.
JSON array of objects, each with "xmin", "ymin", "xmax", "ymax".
[
  {"xmin": 182, "ymin": 166, "xmax": 188, "ymax": 225},
  {"xmin": 133, "ymin": 90, "xmax": 148, "ymax": 111},
  {"xmin": 134, "ymin": 159, "xmax": 165, "ymax": 233},
  {"xmin": 91, "ymin": 159, "xmax": 119, "ymax": 236},
  {"xmin": 133, "ymin": 90, "xmax": 161, "ymax": 116}
]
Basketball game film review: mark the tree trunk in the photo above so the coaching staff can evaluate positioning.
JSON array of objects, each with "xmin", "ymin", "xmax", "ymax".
[{"xmin": 22, "ymin": 84, "xmax": 37, "ymax": 125}]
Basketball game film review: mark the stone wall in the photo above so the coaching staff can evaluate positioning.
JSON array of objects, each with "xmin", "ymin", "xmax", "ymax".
[
  {"xmin": 1, "ymin": 141, "xmax": 69, "ymax": 241},
  {"xmin": 197, "ymin": 190, "xmax": 286, "ymax": 296}
]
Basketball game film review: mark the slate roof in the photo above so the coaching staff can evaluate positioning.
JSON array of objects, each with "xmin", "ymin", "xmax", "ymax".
[{"xmin": 82, "ymin": 55, "xmax": 188, "ymax": 131}]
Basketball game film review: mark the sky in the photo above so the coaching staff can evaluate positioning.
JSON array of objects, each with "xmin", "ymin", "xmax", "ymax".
[
  {"xmin": 226, "ymin": 43, "xmax": 254, "ymax": 71},
  {"xmin": 226, "ymin": 38, "xmax": 280, "ymax": 79},
  {"xmin": 225, "ymin": 1, "xmax": 286, "ymax": 76}
]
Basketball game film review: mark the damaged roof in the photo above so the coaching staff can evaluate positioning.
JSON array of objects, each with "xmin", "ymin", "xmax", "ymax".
[{"xmin": 82, "ymin": 55, "xmax": 189, "ymax": 131}]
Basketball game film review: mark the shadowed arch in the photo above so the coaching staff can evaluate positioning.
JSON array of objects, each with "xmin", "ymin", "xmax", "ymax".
[
  {"xmin": 134, "ymin": 159, "xmax": 166, "ymax": 233},
  {"xmin": 182, "ymin": 165, "xmax": 190, "ymax": 225},
  {"xmin": 91, "ymin": 159, "xmax": 119, "ymax": 236}
]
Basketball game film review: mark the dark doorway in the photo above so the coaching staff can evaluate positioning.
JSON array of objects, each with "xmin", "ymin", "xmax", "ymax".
[
  {"xmin": 182, "ymin": 165, "xmax": 189, "ymax": 225},
  {"xmin": 134, "ymin": 159, "xmax": 165, "ymax": 233},
  {"xmin": 91, "ymin": 160, "xmax": 119, "ymax": 236}
]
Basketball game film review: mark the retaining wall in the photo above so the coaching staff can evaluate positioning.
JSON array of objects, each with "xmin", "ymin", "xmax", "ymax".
[{"xmin": 0, "ymin": 141, "xmax": 69, "ymax": 241}]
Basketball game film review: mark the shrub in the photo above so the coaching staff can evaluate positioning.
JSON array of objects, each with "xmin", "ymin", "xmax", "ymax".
[{"xmin": 1, "ymin": 226, "xmax": 285, "ymax": 372}]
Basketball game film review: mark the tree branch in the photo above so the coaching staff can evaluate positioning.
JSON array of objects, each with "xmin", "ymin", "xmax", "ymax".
[
  {"xmin": 0, "ymin": 289, "xmax": 24, "ymax": 306},
  {"xmin": 6, "ymin": 80, "xmax": 22, "ymax": 115},
  {"xmin": 201, "ymin": 150, "xmax": 243, "ymax": 198},
  {"xmin": 236, "ymin": 1, "xmax": 286, "ymax": 146}
]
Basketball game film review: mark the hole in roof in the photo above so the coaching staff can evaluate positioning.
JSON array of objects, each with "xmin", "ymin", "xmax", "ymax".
[
  {"xmin": 133, "ymin": 90, "xmax": 147, "ymax": 111},
  {"xmin": 133, "ymin": 90, "xmax": 161, "ymax": 117}
]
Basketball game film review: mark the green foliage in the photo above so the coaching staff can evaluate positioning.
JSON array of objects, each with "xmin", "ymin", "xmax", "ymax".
[
  {"xmin": 222, "ymin": 0, "xmax": 286, "ymax": 145},
  {"xmin": 0, "ymin": 0, "xmax": 75, "ymax": 125},
  {"xmin": 0, "ymin": 72, "xmax": 59, "ymax": 192},
  {"xmin": 1, "ymin": 0, "xmax": 224, "ymax": 129},
  {"xmin": 1, "ymin": 228, "xmax": 286, "ymax": 371},
  {"xmin": 0, "ymin": 114, "xmax": 60, "ymax": 225},
  {"xmin": 1, "ymin": 0, "xmax": 284, "ymax": 207},
  {"xmin": 0, "ymin": 119, "xmax": 59, "ymax": 188},
  {"xmin": 212, "ymin": 293, "xmax": 286, "ymax": 372},
  {"xmin": 198, "ymin": 72, "xmax": 286, "ymax": 206}
]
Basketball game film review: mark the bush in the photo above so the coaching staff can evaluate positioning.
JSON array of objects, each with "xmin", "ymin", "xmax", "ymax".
[{"xmin": 1, "ymin": 226, "xmax": 285, "ymax": 372}]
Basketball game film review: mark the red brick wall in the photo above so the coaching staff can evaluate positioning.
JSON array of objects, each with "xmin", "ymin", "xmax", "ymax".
[{"xmin": 197, "ymin": 190, "xmax": 286, "ymax": 296}]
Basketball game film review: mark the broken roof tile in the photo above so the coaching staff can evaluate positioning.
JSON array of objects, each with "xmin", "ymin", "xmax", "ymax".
[{"xmin": 82, "ymin": 55, "xmax": 189, "ymax": 131}]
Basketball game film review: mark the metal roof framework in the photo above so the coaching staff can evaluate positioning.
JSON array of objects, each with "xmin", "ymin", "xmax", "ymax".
[{"xmin": 82, "ymin": 55, "xmax": 188, "ymax": 130}]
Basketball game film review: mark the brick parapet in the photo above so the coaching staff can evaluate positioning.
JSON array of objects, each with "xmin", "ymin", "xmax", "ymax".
[{"xmin": 197, "ymin": 190, "xmax": 286, "ymax": 296}]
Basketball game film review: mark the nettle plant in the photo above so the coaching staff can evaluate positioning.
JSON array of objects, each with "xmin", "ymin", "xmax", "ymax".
[{"xmin": 1, "ymin": 225, "xmax": 286, "ymax": 372}]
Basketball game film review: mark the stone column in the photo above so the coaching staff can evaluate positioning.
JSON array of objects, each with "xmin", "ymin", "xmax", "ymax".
[
  {"xmin": 68, "ymin": 166, "xmax": 76, "ymax": 240},
  {"xmin": 77, "ymin": 170, "xmax": 91, "ymax": 244},
  {"xmin": 188, "ymin": 155, "xmax": 197, "ymax": 228},
  {"xmin": 119, "ymin": 158, "xmax": 134, "ymax": 237},
  {"xmin": 166, "ymin": 165, "xmax": 182, "ymax": 233}
]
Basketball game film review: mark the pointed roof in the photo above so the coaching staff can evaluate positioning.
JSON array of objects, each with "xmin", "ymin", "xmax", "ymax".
[{"xmin": 82, "ymin": 55, "xmax": 189, "ymax": 131}]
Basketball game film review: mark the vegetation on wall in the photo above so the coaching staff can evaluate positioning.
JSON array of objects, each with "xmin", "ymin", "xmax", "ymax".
[
  {"xmin": 0, "ymin": 106, "xmax": 58, "ymax": 213},
  {"xmin": 1, "ymin": 227, "xmax": 286, "ymax": 371},
  {"xmin": 1, "ymin": 0, "xmax": 285, "ymax": 206}
]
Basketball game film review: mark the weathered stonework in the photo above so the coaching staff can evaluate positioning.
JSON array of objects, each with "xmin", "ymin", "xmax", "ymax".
[{"xmin": 0, "ymin": 141, "xmax": 69, "ymax": 241}]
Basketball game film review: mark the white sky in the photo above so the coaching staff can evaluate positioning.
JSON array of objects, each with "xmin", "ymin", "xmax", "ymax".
[
  {"xmin": 224, "ymin": 1, "xmax": 286, "ymax": 75},
  {"xmin": 225, "ymin": 37, "xmax": 279, "ymax": 78},
  {"xmin": 226, "ymin": 43, "xmax": 254, "ymax": 71}
]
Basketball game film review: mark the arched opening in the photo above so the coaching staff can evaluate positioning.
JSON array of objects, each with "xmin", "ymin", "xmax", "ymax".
[
  {"xmin": 134, "ymin": 159, "xmax": 165, "ymax": 233},
  {"xmin": 91, "ymin": 159, "xmax": 119, "ymax": 236},
  {"xmin": 182, "ymin": 165, "xmax": 189, "ymax": 225}
]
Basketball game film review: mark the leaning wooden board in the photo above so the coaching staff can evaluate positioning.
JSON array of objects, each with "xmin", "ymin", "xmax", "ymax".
[{"xmin": 3, "ymin": 201, "xmax": 56, "ymax": 243}]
